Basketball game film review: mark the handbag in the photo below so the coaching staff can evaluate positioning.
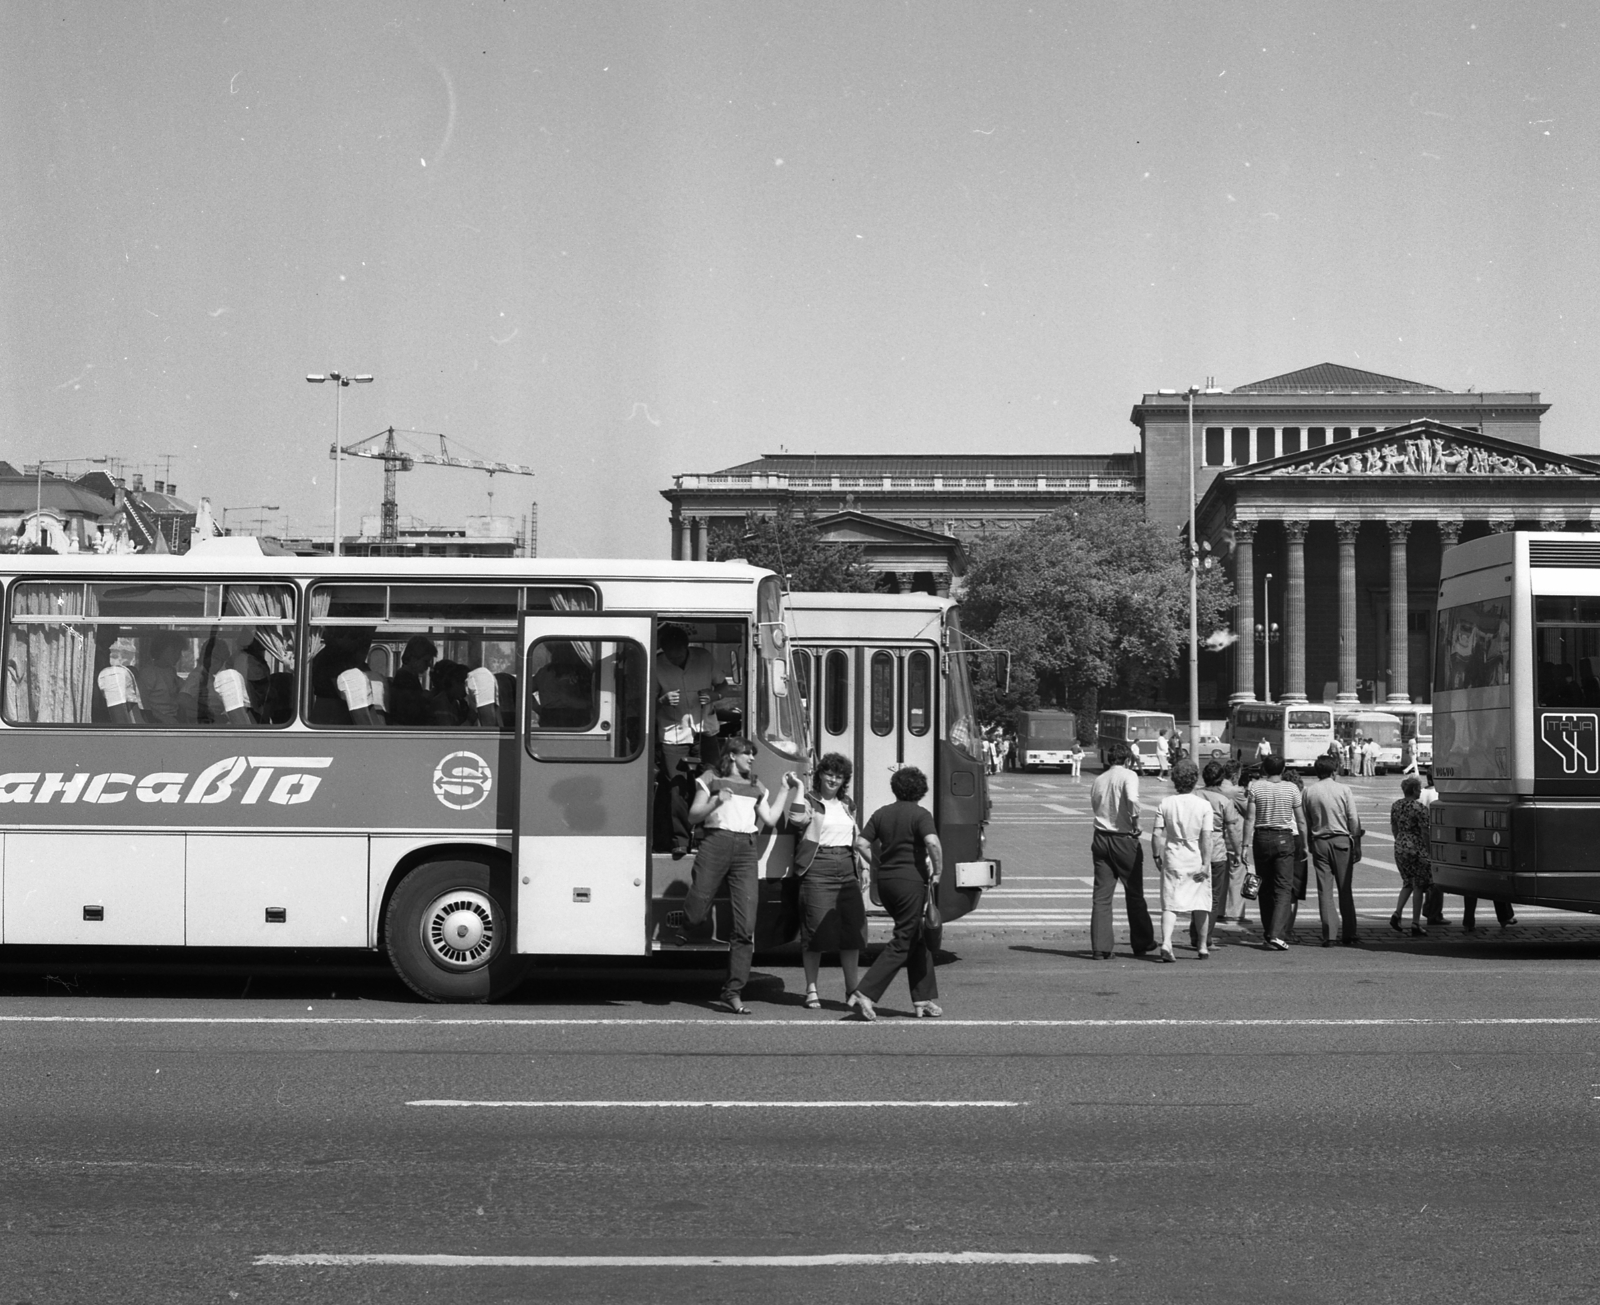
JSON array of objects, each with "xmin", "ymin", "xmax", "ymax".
[
  {"xmin": 1241, "ymin": 869, "xmax": 1260, "ymax": 900},
  {"xmin": 921, "ymin": 878, "xmax": 944, "ymax": 952}
]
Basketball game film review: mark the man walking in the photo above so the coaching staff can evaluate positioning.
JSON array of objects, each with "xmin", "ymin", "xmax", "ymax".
[
  {"xmin": 1089, "ymin": 742, "xmax": 1154, "ymax": 959},
  {"xmin": 1301, "ymin": 754, "xmax": 1364, "ymax": 946},
  {"xmin": 1198, "ymin": 761, "xmax": 1245, "ymax": 947},
  {"xmin": 1242, "ymin": 754, "xmax": 1307, "ymax": 950}
]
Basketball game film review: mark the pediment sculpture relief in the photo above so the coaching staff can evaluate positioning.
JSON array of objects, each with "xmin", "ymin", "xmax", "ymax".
[{"xmin": 1279, "ymin": 436, "xmax": 1576, "ymax": 477}]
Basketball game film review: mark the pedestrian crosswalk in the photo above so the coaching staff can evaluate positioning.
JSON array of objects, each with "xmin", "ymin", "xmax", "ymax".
[{"xmin": 948, "ymin": 772, "xmax": 1582, "ymax": 931}]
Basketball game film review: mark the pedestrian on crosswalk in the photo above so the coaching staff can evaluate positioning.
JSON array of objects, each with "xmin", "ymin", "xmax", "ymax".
[
  {"xmin": 1198, "ymin": 761, "xmax": 1245, "ymax": 947},
  {"xmin": 1301, "ymin": 754, "xmax": 1364, "ymax": 947},
  {"xmin": 1088, "ymin": 742, "xmax": 1155, "ymax": 959}
]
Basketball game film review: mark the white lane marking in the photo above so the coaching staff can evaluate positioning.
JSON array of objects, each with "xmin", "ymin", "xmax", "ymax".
[
  {"xmin": 254, "ymin": 1251, "xmax": 1098, "ymax": 1267},
  {"xmin": 408, "ymin": 1099, "xmax": 1026, "ymax": 1108},
  {"xmin": 4, "ymin": 1015, "xmax": 1600, "ymax": 1028}
]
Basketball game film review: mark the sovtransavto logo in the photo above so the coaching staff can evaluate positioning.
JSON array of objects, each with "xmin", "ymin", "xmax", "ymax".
[{"xmin": 433, "ymin": 751, "xmax": 493, "ymax": 810}]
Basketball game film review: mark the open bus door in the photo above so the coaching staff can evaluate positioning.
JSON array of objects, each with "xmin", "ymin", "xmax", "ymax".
[{"xmin": 515, "ymin": 613, "xmax": 655, "ymax": 955}]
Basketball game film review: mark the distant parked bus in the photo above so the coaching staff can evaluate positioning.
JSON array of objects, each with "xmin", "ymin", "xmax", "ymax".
[
  {"xmin": 1335, "ymin": 709, "xmax": 1404, "ymax": 773},
  {"xmin": 1388, "ymin": 704, "xmax": 1433, "ymax": 770},
  {"xmin": 1013, "ymin": 709, "xmax": 1079, "ymax": 770},
  {"xmin": 1225, "ymin": 702, "xmax": 1334, "ymax": 771},
  {"xmin": 1097, "ymin": 709, "xmax": 1176, "ymax": 772}
]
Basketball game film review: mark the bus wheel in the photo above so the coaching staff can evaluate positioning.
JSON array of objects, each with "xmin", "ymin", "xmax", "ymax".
[{"xmin": 385, "ymin": 859, "xmax": 528, "ymax": 1004}]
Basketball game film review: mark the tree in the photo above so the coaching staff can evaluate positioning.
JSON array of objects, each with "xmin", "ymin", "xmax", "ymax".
[
  {"xmin": 959, "ymin": 499, "xmax": 1233, "ymax": 727},
  {"xmin": 706, "ymin": 503, "xmax": 880, "ymax": 593}
]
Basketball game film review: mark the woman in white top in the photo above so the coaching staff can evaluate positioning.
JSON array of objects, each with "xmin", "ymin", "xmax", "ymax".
[
  {"xmin": 785, "ymin": 752, "xmax": 872, "ymax": 1009},
  {"xmin": 1151, "ymin": 758, "xmax": 1217, "ymax": 962},
  {"xmin": 684, "ymin": 737, "xmax": 788, "ymax": 1013}
]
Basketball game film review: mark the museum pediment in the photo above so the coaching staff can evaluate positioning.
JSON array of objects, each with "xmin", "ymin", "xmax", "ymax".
[{"xmin": 1230, "ymin": 420, "xmax": 1600, "ymax": 480}]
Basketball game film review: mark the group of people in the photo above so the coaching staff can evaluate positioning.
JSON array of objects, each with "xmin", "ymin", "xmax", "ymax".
[
  {"xmin": 1336, "ymin": 734, "xmax": 1384, "ymax": 777},
  {"xmin": 1090, "ymin": 743, "xmax": 1513, "ymax": 959},
  {"xmin": 674, "ymin": 742, "xmax": 944, "ymax": 1019}
]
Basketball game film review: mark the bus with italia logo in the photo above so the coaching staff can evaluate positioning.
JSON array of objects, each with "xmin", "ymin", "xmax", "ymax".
[
  {"xmin": 1432, "ymin": 531, "xmax": 1600, "ymax": 913},
  {"xmin": 0, "ymin": 548, "xmax": 812, "ymax": 1001}
]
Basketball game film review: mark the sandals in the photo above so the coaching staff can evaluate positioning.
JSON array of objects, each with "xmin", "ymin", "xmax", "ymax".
[
  {"xmin": 845, "ymin": 991, "xmax": 877, "ymax": 1022},
  {"xmin": 804, "ymin": 985, "xmax": 822, "ymax": 1010},
  {"xmin": 1410, "ymin": 924, "xmax": 1427, "ymax": 937},
  {"xmin": 913, "ymin": 1001, "xmax": 944, "ymax": 1018},
  {"xmin": 720, "ymin": 992, "xmax": 751, "ymax": 1015},
  {"xmin": 1389, "ymin": 913, "xmax": 1404, "ymax": 933}
]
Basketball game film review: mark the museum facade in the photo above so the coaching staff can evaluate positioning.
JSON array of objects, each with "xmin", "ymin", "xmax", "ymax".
[{"xmin": 664, "ymin": 364, "xmax": 1596, "ymax": 709}]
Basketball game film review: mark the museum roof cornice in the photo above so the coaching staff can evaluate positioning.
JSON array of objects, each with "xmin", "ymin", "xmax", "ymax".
[{"xmin": 1130, "ymin": 391, "xmax": 1549, "ymax": 424}]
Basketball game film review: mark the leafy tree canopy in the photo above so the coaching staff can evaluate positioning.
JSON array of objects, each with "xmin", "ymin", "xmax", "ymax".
[
  {"xmin": 706, "ymin": 503, "xmax": 880, "ymax": 593},
  {"xmin": 960, "ymin": 499, "xmax": 1233, "ymax": 725}
]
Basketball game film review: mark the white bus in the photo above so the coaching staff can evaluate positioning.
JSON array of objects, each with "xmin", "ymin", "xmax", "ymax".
[
  {"xmin": 1225, "ymin": 702, "xmax": 1335, "ymax": 771},
  {"xmin": 1097, "ymin": 709, "xmax": 1177, "ymax": 772},
  {"xmin": 1334, "ymin": 709, "xmax": 1403, "ymax": 773},
  {"xmin": 0, "ymin": 550, "xmax": 809, "ymax": 1001},
  {"xmin": 1389, "ymin": 703, "xmax": 1433, "ymax": 770},
  {"xmin": 786, "ymin": 592, "xmax": 1000, "ymax": 912},
  {"xmin": 1432, "ymin": 532, "xmax": 1600, "ymax": 913}
]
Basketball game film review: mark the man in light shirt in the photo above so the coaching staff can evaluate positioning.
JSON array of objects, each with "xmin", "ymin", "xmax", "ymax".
[
  {"xmin": 1301, "ymin": 754, "xmax": 1364, "ymax": 947},
  {"xmin": 1088, "ymin": 742, "xmax": 1155, "ymax": 959}
]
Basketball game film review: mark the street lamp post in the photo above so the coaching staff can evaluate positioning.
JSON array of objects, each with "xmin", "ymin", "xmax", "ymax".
[
  {"xmin": 1261, "ymin": 572, "xmax": 1274, "ymax": 702},
  {"xmin": 306, "ymin": 371, "xmax": 373, "ymax": 557},
  {"xmin": 1185, "ymin": 386, "xmax": 1200, "ymax": 761}
]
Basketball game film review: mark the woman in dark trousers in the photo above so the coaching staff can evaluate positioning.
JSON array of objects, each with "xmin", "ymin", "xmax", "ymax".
[{"xmin": 848, "ymin": 766, "xmax": 943, "ymax": 1021}]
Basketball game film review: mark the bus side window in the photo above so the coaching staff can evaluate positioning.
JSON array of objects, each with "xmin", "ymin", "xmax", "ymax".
[
  {"xmin": 870, "ymin": 651, "xmax": 895, "ymax": 737},
  {"xmin": 824, "ymin": 649, "xmax": 849, "ymax": 736},
  {"xmin": 3, "ymin": 580, "xmax": 297, "ymax": 728},
  {"xmin": 906, "ymin": 651, "xmax": 931, "ymax": 736},
  {"xmin": 527, "ymin": 638, "xmax": 646, "ymax": 762},
  {"xmin": 307, "ymin": 583, "xmax": 527, "ymax": 729}
]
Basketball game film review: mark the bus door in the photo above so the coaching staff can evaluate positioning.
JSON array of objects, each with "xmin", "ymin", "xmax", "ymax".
[{"xmin": 515, "ymin": 613, "xmax": 654, "ymax": 955}]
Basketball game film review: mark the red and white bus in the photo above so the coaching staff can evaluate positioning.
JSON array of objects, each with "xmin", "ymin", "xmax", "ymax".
[
  {"xmin": 0, "ymin": 550, "xmax": 807, "ymax": 1000},
  {"xmin": 786, "ymin": 592, "xmax": 1001, "ymax": 921}
]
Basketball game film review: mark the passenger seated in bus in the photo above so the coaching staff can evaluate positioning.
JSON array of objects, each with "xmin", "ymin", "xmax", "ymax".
[
  {"xmin": 262, "ymin": 671, "xmax": 295, "ymax": 724},
  {"xmin": 427, "ymin": 659, "xmax": 477, "ymax": 727},
  {"xmin": 389, "ymin": 636, "xmax": 437, "ymax": 726},
  {"xmin": 211, "ymin": 668, "xmax": 257, "ymax": 726},
  {"xmin": 335, "ymin": 667, "xmax": 386, "ymax": 727},
  {"xmin": 531, "ymin": 642, "xmax": 593, "ymax": 729},
  {"xmin": 233, "ymin": 635, "xmax": 273, "ymax": 720},
  {"xmin": 177, "ymin": 635, "xmax": 236, "ymax": 725},
  {"xmin": 97, "ymin": 664, "xmax": 147, "ymax": 725},
  {"xmin": 310, "ymin": 626, "xmax": 375, "ymax": 724},
  {"xmin": 134, "ymin": 632, "xmax": 184, "ymax": 725},
  {"xmin": 466, "ymin": 666, "xmax": 500, "ymax": 727},
  {"xmin": 494, "ymin": 671, "xmax": 518, "ymax": 728}
]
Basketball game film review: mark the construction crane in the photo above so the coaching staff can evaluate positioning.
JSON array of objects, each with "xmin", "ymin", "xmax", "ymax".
[{"xmin": 337, "ymin": 427, "xmax": 536, "ymax": 546}]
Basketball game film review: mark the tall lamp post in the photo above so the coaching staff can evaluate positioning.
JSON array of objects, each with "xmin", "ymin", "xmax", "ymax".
[
  {"xmin": 306, "ymin": 370, "xmax": 373, "ymax": 557},
  {"xmin": 1185, "ymin": 387, "xmax": 1201, "ymax": 760},
  {"xmin": 1256, "ymin": 572, "xmax": 1281, "ymax": 702}
]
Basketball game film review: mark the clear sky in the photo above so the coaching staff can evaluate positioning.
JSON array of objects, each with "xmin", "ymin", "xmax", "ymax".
[{"xmin": 4, "ymin": 1, "xmax": 1597, "ymax": 557}]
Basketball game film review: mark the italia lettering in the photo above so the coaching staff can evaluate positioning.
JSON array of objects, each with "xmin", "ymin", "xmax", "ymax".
[{"xmin": 0, "ymin": 758, "xmax": 332, "ymax": 807}]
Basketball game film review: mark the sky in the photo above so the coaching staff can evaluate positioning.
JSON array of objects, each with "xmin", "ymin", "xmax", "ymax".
[{"xmin": 4, "ymin": 1, "xmax": 1599, "ymax": 557}]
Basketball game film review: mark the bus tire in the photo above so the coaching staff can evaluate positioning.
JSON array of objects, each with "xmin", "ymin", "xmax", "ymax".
[{"xmin": 385, "ymin": 859, "xmax": 529, "ymax": 1004}]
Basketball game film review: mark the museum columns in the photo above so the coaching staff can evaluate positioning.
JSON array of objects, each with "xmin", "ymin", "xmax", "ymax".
[
  {"xmin": 1283, "ymin": 521, "xmax": 1307, "ymax": 703},
  {"xmin": 1336, "ymin": 520, "xmax": 1360, "ymax": 704},
  {"xmin": 1232, "ymin": 519, "xmax": 1256, "ymax": 704},
  {"xmin": 677, "ymin": 516, "xmax": 691, "ymax": 561},
  {"xmin": 1386, "ymin": 520, "xmax": 1410, "ymax": 705}
]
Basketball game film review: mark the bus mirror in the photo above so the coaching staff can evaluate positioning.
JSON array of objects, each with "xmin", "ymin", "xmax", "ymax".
[{"xmin": 758, "ymin": 621, "xmax": 787, "ymax": 661}]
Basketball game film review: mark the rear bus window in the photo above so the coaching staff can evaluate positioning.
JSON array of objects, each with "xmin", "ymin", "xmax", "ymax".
[{"xmin": 3, "ymin": 580, "xmax": 297, "ymax": 728}]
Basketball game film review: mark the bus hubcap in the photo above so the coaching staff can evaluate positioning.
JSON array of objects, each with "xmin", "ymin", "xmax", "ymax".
[{"xmin": 422, "ymin": 890, "xmax": 496, "ymax": 971}]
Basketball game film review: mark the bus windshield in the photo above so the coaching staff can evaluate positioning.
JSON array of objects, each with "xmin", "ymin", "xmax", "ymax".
[
  {"xmin": 1127, "ymin": 714, "xmax": 1174, "ymax": 740},
  {"xmin": 945, "ymin": 610, "xmax": 980, "ymax": 761},
  {"xmin": 1026, "ymin": 716, "xmax": 1077, "ymax": 745}
]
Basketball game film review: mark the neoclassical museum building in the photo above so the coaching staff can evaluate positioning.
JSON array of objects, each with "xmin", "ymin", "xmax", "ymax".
[{"xmin": 663, "ymin": 363, "xmax": 1600, "ymax": 711}]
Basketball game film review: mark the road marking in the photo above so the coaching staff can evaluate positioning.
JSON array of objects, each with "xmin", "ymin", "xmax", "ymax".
[
  {"xmin": 254, "ymin": 1251, "xmax": 1099, "ymax": 1267},
  {"xmin": 408, "ymin": 1099, "xmax": 1026, "ymax": 1108},
  {"xmin": 4, "ymin": 1015, "xmax": 1600, "ymax": 1028}
]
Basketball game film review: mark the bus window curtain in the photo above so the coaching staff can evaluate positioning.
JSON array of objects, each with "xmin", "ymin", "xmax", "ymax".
[
  {"xmin": 550, "ymin": 591, "xmax": 597, "ymax": 669},
  {"xmin": 3, "ymin": 584, "xmax": 99, "ymax": 723},
  {"xmin": 225, "ymin": 584, "xmax": 295, "ymax": 668},
  {"xmin": 305, "ymin": 588, "xmax": 332, "ymax": 666}
]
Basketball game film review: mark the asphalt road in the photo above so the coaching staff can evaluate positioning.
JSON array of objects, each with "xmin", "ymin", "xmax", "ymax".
[{"xmin": 3, "ymin": 769, "xmax": 1600, "ymax": 1304}]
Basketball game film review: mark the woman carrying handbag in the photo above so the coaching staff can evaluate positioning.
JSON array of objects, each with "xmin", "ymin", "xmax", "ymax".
[
  {"xmin": 785, "ymin": 753, "xmax": 873, "ymax": 1009},
  {"xmin": 847, "ymin": 766, "xmax": 943, "ymax": 1021}
]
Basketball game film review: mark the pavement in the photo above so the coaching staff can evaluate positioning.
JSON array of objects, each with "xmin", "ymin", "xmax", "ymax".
[{"xmin": 3, "ymin": 769, "xmax": 1600, "ymax": 1303}]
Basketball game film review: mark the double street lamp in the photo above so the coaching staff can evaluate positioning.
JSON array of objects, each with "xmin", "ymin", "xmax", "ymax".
[
  {"xmin": 306, "ymin": 370, "xmax": 373, "ymax": 557},
  {"xmin": 1256, "ymin": 570, "xmax": 1281, "ymax": 702},
  {"xmin": 224, "ymin": 504, "xmax": 281, "ymax": 537},
  {"xmin": 1182, "ymin": 384, "xmax": 1223, "ymax": 759}
]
